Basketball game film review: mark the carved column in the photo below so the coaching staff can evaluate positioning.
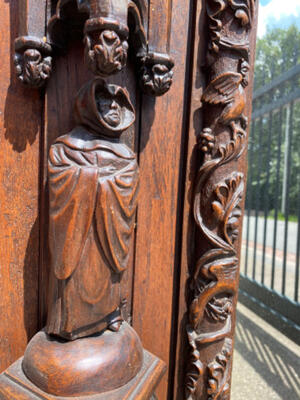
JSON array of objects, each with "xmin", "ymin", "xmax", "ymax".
[{"xmin": 184, "ymin": 0, "xmax": 258, "ymax": 399}]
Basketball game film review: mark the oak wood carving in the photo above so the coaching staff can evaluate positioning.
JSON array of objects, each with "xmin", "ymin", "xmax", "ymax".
[
  {"xmin": 184, "ymin": 0, "xmax": 258, "ymax": 399},
  {"xmin": 22, "ymin": 79, "xmax": 145, "ymax": 399},
  {"xmin": 1, "ymin": 0, "xmax": 175, "ymax": 398},
  {"xmin": 45, "ymin": 79, "xmax": 138, "ymax": 340},
  {"xmin": 14, "ymin": 0, "xmax": 174, "ymax": 95},
  {"xmin": 14, "ymin": 0, "xmax": 53, "ymax": 87},
  {"xmin": 0, "ymin": 1, "xmax": 260, "ymax": 399}
]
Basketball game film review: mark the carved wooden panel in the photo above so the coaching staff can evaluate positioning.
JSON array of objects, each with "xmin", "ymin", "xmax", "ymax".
[
  {"xmin": 0, "ymin": 0, "xmax": 42, "ymax": 371},
  {"xmin": 173, "ymin": 0, "xmax": 259, "ymax": 399},
  {"xmin": 0, "ymin": 1, "xmax": 259, "ymax": 399},
  {"xmin": 2, "ymin": 1, "xmax": 176, "ymax": 399},
  {"xmin": 132, "ymin": 0, "xmax": 192, "ymax": 398}
]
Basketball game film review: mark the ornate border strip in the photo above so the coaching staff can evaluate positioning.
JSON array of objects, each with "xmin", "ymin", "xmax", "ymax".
[{"xmin": 185, "ymin": 0, "xmax": 256, "ymax": 398}]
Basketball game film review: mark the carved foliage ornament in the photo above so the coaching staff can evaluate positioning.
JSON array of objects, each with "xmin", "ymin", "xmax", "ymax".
[
  {"xmin": 185, "ymin": 0, "xmax": 256, "ymax": 398},
  {"xmin": 83, "ymin": 0, "xmax": 130, "ymax": 76},
  {"xmin": 207, "ymin": 0, "xmax": 255, "ymax": 55},
  {"xmin": 84, "ymin": 27, "xmax": 129, "ymax": 76},
  {"xmin": 207, "ymin": 338, "xmax": 232, "ymax": 400},
  {"xmin": 139, "ymin": 52, "xmax": 174, "ymax": 96},
  {"xmin": 14, "ymin": 0, "xmax": 174, "ymax": 95},
  {"xmin": 14, "ymin": 37, "xmax": 52, "ymax": 88}
]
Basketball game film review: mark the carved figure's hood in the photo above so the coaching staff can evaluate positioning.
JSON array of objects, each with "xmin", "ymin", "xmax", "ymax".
[{"xmin": 74, "ymin": 78, "xmax": 135, "ymax": 138}]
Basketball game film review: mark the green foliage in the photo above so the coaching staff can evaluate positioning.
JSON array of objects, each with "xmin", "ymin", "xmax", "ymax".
[
  {"xmin": 268, "ymin": 210, "xmax": 298, "ymax": 222},
  {"xmin": 246, "ymin": 24, "xmax": 300, "ymax": 221},
  {"xmin": 254, "ymin": 24, "xmax": 300, "ymax": 90}
]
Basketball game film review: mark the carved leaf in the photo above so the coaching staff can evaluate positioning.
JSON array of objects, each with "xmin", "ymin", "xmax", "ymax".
[
  {"xmin": 186, "ymin": 0, "xmax": 256, "ymax": 398},
  {"xmin": 207, "ymin": 0, "xmax": 255, "ymax": 54},
  {"xmin": 141, "ymin": 63, "xmax": 174, "ymax": 96},
  {"xmin": 87, "ymin": 30, "xmax": 128, "ymax": 76},
  {"xmin": 207, "ymin": 338, "xmax": 233, "ymax": 399},
  {"xmin": 212, "ymin": 172, "xmax": 244, "ymax": 245},
  {"xmin": 14, "ymin": 49, "xmax": 52, "ymax": 88}
]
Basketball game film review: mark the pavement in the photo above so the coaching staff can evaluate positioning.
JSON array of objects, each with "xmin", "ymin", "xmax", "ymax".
[
  {"xmin": 231, "ymin": 302, "xmax": 300, "ymax": 400},
  {"xmin": 231, "ymin": 215, "xmax": 300, "ymax": 399},
  {"xmin": 243, "ymin": 216, "xmax": 298, "ymax": 255}
]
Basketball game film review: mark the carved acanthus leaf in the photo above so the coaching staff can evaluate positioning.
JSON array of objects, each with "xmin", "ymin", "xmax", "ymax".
[
  {"xmin": 139, "ymin": 53, "xmax": 174, "ymax": 96},
  {"xmin": 207, "ymin": 338, "xmax": 232, "ymax": 400},
  {"xmin": 14, "ymin": 37, "xmax": 52, "ymax": 88},
  {"xmin": 15, "ymin": 49, "xmax": 52, "ymax": 88},
  {"xmin": 85, "ymin": 30, "xmax": 128, "ymax": 76},
  {"xmin": 212, "ymin": 172, "xmax": 244, "ymax": 245},
  {"xmin": 185, "ymin": 0, "xmax": 256, "ymax": 397}
]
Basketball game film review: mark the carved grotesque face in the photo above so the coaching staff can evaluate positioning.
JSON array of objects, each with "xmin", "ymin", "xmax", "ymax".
[
  {"xmin": 240, "ymin": 60, "xmax": 250, "ymax": 87},
  {"xmin": 98, "ymin": 96, "xmax": 122, "ymax": 127}
]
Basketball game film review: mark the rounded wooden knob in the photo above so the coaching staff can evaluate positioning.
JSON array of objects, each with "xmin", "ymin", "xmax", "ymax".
[{"xmin": 22, "ymin": 322, "xmax": 143, "ymax": 397}]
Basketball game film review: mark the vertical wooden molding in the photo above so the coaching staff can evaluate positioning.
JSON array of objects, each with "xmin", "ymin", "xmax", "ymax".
[
  {"xmin": 0, "ymin": 0, "xmax": 42, "ymax": 372},
  {"xmin": 184, "ymin": 0, "xmax": 258, "ymax": 399},
  {"xmin": 132, "ymin": 0, "xmax": 192, "ymax": 398}
]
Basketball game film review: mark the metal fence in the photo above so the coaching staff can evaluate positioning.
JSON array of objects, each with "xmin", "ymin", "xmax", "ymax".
[{"xmin": 239, "ymin": 61, "xmax": 300, "ymax": 343}]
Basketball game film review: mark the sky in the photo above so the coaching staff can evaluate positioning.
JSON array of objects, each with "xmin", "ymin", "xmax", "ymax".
[{"xmin": 258, "ymin": 0, "xmax": 300, "ymax": 37}]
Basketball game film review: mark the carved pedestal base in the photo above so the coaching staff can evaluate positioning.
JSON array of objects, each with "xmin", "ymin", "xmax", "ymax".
[
  {"xmin": 22, "ymin": 322, "xmax": 143, "ymax": 397},
  {"xmin": 0, "ymin": 350, "xmax": 165, "ymax": 400}
]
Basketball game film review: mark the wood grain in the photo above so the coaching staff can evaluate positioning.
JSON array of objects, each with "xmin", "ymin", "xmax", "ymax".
[
  {"xmin": 0, "ymin": 351, "xmax": 165, "ymax": 400},
  {"xmin": 132, "ymin": 1, "xmax": 192, "ymax": 399},
  {"xmin": 0, "ymin": 0, "xmax": 41, "ymax": 371},
  {"xmin": 172, "ymin": 0, "xmax": 259, "ymax": 398}
]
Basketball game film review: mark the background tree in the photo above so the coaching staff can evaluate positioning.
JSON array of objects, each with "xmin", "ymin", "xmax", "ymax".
[{"xmin": 246, "ymin": 24, "xmax": 300, "ymax": 218}]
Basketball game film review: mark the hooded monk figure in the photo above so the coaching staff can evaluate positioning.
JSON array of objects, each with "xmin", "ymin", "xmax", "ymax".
[{"xmin": 46, "ymin": 78, "xmax": 138, "ymax": 340}]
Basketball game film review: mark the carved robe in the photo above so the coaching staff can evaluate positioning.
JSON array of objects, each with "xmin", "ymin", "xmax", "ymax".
[{"xmin": 46, "ymin": 127, "xmax": 138, "ymax": 340}]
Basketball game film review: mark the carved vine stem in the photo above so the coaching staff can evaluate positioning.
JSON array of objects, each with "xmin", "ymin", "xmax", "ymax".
[{"xmin": 186, "ymin": 0, "xmax": 256, "ymax": 398}]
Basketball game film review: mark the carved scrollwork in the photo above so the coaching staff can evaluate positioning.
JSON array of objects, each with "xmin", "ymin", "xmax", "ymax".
[
  {"xmin": 185, "ymin": 0, "xmax": 256, "ymax": 398},
  {"xmin": 205, "ymin": 297, "xmax": 233, "ymax": 322},
  {"xmin": 212, "ymin": 172, "xmax": 244, "ymax": 245},
  {"xmin": 14, "ymin": 37, "xmax": 52, "ymax": 88},
  {"xmin": 207, "ymin": 0, "xmax": 255, "ymax": 55}
]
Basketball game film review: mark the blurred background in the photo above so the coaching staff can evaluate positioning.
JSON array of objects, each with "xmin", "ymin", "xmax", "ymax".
[{"xmin": 231, "ymin": 0, "xmax": 300, "ymax": 398}]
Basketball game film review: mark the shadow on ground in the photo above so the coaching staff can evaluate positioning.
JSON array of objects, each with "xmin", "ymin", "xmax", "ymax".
[{"xmin": 231, "ymin": 303, "xmax": 300, "ymax": 400}]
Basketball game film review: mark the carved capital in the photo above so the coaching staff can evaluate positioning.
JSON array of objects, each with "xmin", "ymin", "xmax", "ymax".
[
  {"xmin": 84, "ymin": 19, "xmax": 129, "ymax": 76},
  {"xmin": 14, "ymin": 36, "xmax": 52, "ymax": 88},
  {"xmin": 139, "ymin": 52, "xmax": 174, "ymax": 96}
]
